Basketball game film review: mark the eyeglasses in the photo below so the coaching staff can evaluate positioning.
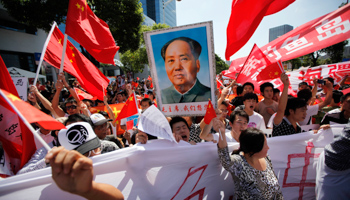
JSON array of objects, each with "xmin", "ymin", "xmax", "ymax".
[
  {"xmin": 219, "ymin": 109, "xmax": 228, "ymax": 113},
  {"xmin": 66, "ymin": 105, "xmax": 77, "ymax": 110}
]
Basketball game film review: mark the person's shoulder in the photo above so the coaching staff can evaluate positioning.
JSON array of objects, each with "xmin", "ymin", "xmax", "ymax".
[
  {"xmin": 253, "ymin": 111, "xmax": 263, "ymax": 118},
  {"xmin": 196, "ymin": 80, "xmax": 211, "ymax": 92}
]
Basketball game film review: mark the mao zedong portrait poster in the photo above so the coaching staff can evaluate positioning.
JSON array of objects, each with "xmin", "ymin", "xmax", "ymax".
[{"xmin": 144, "ymin": 22, "xmax": 216, "ymax": 116}]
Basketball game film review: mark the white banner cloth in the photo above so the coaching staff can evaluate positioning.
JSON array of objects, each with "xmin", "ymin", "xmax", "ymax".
[{"xmin": 0, "ymin": 129, "xmax": 335, "ymax": 200}]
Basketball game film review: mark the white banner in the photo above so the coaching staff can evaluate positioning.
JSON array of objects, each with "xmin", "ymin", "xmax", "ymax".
[
  {"xmin": 0, "ymin": 129, "xmax": 335, "ymax": 200},
  {"xmin": 11, "ymin": 77, "xmax": 28, "ymax": 101}
]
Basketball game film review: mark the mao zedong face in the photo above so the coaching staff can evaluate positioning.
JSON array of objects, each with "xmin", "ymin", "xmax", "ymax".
[{"xmin": 164, "ymin": 40, "xmax": 200, "ymax": 94}]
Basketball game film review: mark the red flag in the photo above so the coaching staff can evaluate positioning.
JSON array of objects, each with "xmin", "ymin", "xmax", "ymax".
[
  {"xmin": 216, "ymin": 79, "xmax": 224, "ymax": 94},
  {"xmin": 225, "ymin": 0, "xmax": 295, "ymax": 60},
  {"xmin": 0, "ymin": 56, "xmax": 19, "ymax": 97},
  {"xmin": 236, "ymin": 44, "xmax": 273, "ymax": 84},
  {"xmin": 126, "ymin": 120, "xmax": 134, "ymax": 130},
  {"xmin": 204, "ymin": 100, "xmax": 217, "ymax": 124},
  {"xmin": 65, "ymin": 0, "xmax": 119, "ymax": 64},
  {"xmin": 43, "ymin": 25, "xmax": 109, "ymax": 100},
  {"xmin": 74, "ymin": 87, "xmax": 97, "ymax": 101},
  {"xmin": 116, "ymin": 93, "xmax": 139, "ymax": 121},
  {"xmin": 0, "ymin": 89, "xmax": 66, "ymax": 176},
  {"xmin": 256, "ymin": 60, "xmax": 285, "ymax": 81}
]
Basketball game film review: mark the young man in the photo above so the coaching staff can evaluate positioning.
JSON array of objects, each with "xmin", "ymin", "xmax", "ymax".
[
  {"xmin": 272, "ymin": 73, "xmax": 307, "ymax": 137},
  {"xmin": 256, "ymin": 82, "xmax": 278, "ymax": 126},
  {"xmin": 297, "ymin": 79, "xmax": 333, "ymax": 125},
  {"xmin": 242, "ymin": 93, "xmax": 266, "ymax": 130},
  {"xmin": 272, "ymin": 88, "xmax": 280, "ymax": 103},
  {"xmin": 321, "ymin": 92, "xmax": 350, "ymax": 125},
  {"xmin": 200, "ymin": 110, "xmax": 249, "ymax": 143},
  {"xmin": 169, "ymin": 116, "xmax": 196, "ymax": 145}
]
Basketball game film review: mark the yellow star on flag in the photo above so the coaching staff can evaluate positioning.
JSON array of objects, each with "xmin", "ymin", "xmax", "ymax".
[
  {"xmin": 129, "ymin": 96, "xmax": 134, "ymax": 101},
  {"xmin": 76, "ymin": 3, "xmax": 81, "ymax": 9},
  {"xmin": 7, "ymin": 94, "xmax": 20, "ymax": 101},
  {"xmin": 274, "ymin": 71, "xmax": 279, "ymax": 76},
  {"xmin": 81, "ymin": 6, "xmax": 84, "ymax": 12},
  {"xmin": 72, "ymin": 53, "xmax": 75, "ymax": 57},
  {"xmin": 58, "ymin": 38, "xmax": 62, "ymax": 44},
  {"xmin": 208, "ymin": 104, "xmax": 211, "ymax": 108},
  {"xmin": 70, "ymin": 59, "xmax": 73, "ymax": 63},
  {"xmin": 70, "ymin": 46, "xmax": 74, "ymax": 50}
]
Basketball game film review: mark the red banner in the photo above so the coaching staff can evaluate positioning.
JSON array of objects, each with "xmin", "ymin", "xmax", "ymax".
[{"xmin": 227, "ymin": 4, "xmax": 350, "ymax": 75}]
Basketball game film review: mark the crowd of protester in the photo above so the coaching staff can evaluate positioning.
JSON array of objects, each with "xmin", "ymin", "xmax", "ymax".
[{"xmin": 10, "ymin": 71, "xmax": 350, "ymax": 199}]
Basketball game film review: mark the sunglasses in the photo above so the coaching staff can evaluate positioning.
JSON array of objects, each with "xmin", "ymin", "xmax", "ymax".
[{"xmin": 66, "ymin": 105, "xmax": 77, "ymax": 110}]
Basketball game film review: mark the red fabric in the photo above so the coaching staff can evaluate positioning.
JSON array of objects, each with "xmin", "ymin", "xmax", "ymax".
[
  {"xmin": 229, "ymin": 4, "xmax": 350, "ymax": 64},
  {"xmin": 0, "ymin": 56, "xmax": 19, "ymax": 97},
  {"xmin": 225, "ymin": 0, "xmax": 294, "ymax": 60},
  {"xmin": 65, "ymin": 0, "xmax": 119, "ymax": 64},
  {"xmin": 44, "ymin": 26, "xmax": 109, "ymax": 100},
  {"xmin": 126, "ymin": 120, "xmax": 134, "ymax": 130},
  {"xmin": 256, "ymin": 60, "xmax": 284, "ymax": 81},
  {"xmin": 0, "ymin": 90, "xmax": 66, "ymax": 130},
  {"xmin": 216, "ymin": 79, "xmax": 224, "ymax": 94},
  {"xmin": 116, "ymin": 93, "xmax": 138, "ymax": 121},
  {"xmin": 74, "ymin": 87, "xmax": 96, "ymax": 101},
  {"xmin": 204, "ymin": 100, "xmax": 217, "ymax": 124}
]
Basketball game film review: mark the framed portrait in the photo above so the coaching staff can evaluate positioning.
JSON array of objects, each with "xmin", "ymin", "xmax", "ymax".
[{"xmin": 144, "ymin": 21, "xmax": 216, "ymax": 117}]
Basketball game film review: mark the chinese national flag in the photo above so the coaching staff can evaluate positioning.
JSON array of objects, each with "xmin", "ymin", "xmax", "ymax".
[
  {"xmin": 74, "ymin": 87, "xmax": 97, "ymax": 101},
  {"xmin": 216, "ymin": 79, "xmax": 224, "ymax": 94},
  {"xmin": 0, "ymin": 89, "xmax": 66, "ymax": 176},
  {"xmin": 204, "ymin": 100, "xmax": 217, "ymax": 124},
  {"xmin": 116, "ymin": 93, "xmax": 139, "ymax": 121},
  {"xmin": 225, "ymin": 0, "xmax": 294, "ymax": 60},
  {"xmin": 256, "ymin": 59, "xmax": 284, "ymax": 81},
  {"xmin": 43, "ymin": 25, "xmax": 109, "ymax": 100},
  {"xmin": 126, "ymin": 120, "xmax": 134, "ymax": 130},
  {"xmin": 65, "ymin": 0, "xmax": 119, "ymax": 64}
]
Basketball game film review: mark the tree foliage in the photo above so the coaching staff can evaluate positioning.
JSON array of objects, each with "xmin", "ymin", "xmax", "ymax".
[
  {"xmin": 215, "ymin": 54, "xmax": 229, "ymax": 74},
  {"xmin": 120, "ymin": 23, "xmax": 170, "ymax": 74},
  {"xmin": 0, "ymin": 0, "xmax": 144, "ymax": 53},
  {"xmin": 320, "ymin": 40, "xmax": 349, "ymax": 63}
]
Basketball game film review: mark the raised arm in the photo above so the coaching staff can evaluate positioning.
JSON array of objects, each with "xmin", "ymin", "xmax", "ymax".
[
  {"xmin": 45, "ymin": 147, "xmax": 124, "ymax": 200},
  {"xmin": 218, "ymin": 80, "xmax": 236, "ymax": 106},
  {"xmin": 199, "ymin": 118, "xmax": 214, "ymax": 142},
  {"xmin": 317, "ymin": 80, "xmax": 333, "ymax": 110},
  {"xmin": 104, "ymin": 95, "xmax": 117, "ymax": 126},
  {"xmin": 30, "ymin": 85, "xmax": 60, "ymax": 118},
  {"xmin": 52, "ymin": 79, "xmax": 66, "ymax": 117},
  {"xmin": 59, "ymin": 72, "xmax": 80, "ymax": 104},
  {"xmin": 273, "ymin": 73, "xmax": 289, "ymax": 126}
]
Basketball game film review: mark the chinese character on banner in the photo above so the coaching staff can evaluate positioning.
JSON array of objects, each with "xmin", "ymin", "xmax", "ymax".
[
  {"xmin": 302, "ymin": 67, "xmax": 322, "ymax": 83},
  {"xmin": 282, "ymin": 35, "xmax": 313, "ymax": 55},
  {"xmin": 316, "ymin": 16, "xmax": 350, "ymax": 41},
  {"xmin": 174, "ymin": 106, "xmax": 179, "ymax": 112},
  {"xmin": 241, "ymin": 55, "xmax": 261, "ymax": 77},
  {"xmin": 197, "ymin": 105, "xmax": 202, "ymax": 111},
  {"xmin": 263, "ymin": 46, "xmax": 282, "ymax": 61},
  {"xmin": 162, "ymin": 107, "xmax": 167, "ymax": 113}
]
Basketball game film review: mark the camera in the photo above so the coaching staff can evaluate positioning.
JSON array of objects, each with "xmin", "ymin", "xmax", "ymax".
[{"xmin": 317, "ymin": 79, "xmax": 325, "ymax": 85}]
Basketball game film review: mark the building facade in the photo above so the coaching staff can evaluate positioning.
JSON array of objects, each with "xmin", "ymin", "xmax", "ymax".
[
  {"xmin": 140, "ymin": 0, "xmax": 177, "ymax": 27},
  {"xmin": 269, "ymin": 24, "xmax": 293, "ymax": 42}
]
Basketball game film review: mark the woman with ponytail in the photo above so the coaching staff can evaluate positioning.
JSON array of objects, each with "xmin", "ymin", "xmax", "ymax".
[{"xmin": 215, "ymin": 120, "xmax": 283, "ymax": 200}]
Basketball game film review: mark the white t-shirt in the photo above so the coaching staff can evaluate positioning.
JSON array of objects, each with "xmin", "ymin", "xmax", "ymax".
[
  {"xmin": 299, "ymin": 104, "xmax": 319, "ymax": 125},
  {"xmin": 34, "ymin": 129, "xmax": 54, "ymax": 149},
  {"xmin": 248, "ymin": 111, "xmax": 266, "ymax": 130},
  {"xmin": 213, "ymin": 130, "xmax": 237, "ymax": 143},
  {"xmin": 267, "ymin": 113, "xmax": 276, "ymax": 128}
]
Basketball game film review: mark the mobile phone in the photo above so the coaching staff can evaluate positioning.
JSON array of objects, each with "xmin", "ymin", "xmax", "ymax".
[{"xmin": 317, "ymin": 79, "xmax": 325, "ymax": 84}]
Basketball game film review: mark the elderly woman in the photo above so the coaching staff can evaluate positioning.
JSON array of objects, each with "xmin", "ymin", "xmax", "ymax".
[{"xmin": 216, "ymin": 123, "xmax": 283, "ymax": 200}]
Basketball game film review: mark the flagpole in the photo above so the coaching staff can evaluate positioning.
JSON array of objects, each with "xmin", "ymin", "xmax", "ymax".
[
  {"xmin": 33, "ymin": 22, "xmax": 57, "ymax": 86},
  {"xmin": 59, "ymin": 34, "xmax": 68, "ymax": 73},
  {"xmin": 0, "ymin": 90, "xmax": 51, "ymax": 151}
]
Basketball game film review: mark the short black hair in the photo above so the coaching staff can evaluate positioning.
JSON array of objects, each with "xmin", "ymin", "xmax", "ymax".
[
  {"xmin": 221, "ymin": 101, "xmax": 229, "ymax": 108},
  {"xmin": 273, "ymin": 88, "xmax": 280, "ymax": 94},
  {"xmin": 141, "ymin": 98, "xmax": 152, "ymax": 106},
  {"xmin": 65, "ymin": 114, "xmax": 92, "ymax": 126},
  {"xmin": 340, "ymin": 92, "xmax": 350, "ymax": 103},
  {"xmin": 298, "ymin": 82, "xmax": 308, "ymax": 88},
  {"xmin": 64, "ymin": 97, "xmax": 77, "ymax": 107},
  {"xmin": 161, "ymin": 37, "xmax": 202, "ymax": 61},
  {"xmin": 243, "ymin": 82, "xmax": 254, "ymax": 91},
  {"xmin": 233, "ymin": 128, "xmax": 265, "ymax": 157},
  {"xmin": 259, "ymin": 82, "xmax": 274, "ymax": 94},
  {"xmin": 242, "ymin": 92, "xmax": 258, "ymax": 102},
  {"xmin": 324, "ymin": 77, "xmax": 334, "ymax": 85},
  {"xmin": 229, "ymin": 110, "xmax": 249, "ymax": 124},
  {"xmin": 285, "ymin": 97, "xmax": 307, "ymax": 116},
  {"xmin": 297, "ymin": 89, "xmax": 313, "ymax": 102},
  {"xmin": 333, "ymin": 90, "xmax": 343, "ymax": 104},
  {"xmin": 169, "ymin": 116, "xmax": 190, "ymax": 131},
  {"xmin": 98, "ymin": 111, "xmax": 109, "ymax": 118},
  {"xmin": 236, "ymin": 85, "xmax": 243, "ymax": 96}
]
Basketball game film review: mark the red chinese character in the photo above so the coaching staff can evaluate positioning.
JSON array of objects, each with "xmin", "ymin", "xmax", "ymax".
[
  {"xmin": 184, "ymin": 106, "xmax": 189, "ymax": 112},
  {"xmin": 162, "ymin": 106, "xmax": 167, "ymax": 113},
  {"xmin": 197, "ymin": 105, "xmax": 202, "ymax": 111},
  {"xmin": 302, "ymin": 67, "xmax": 322, "ymax": 83},
  {"xmin": 204, "ymin": 105, "xmax": 208, "ymax": 111},
  {"xmin": 190, "ymin": 105, "xmax": 195, "ymax": 111},
  {"xmin": 175, "ymin": 106, "xmax": 179, "ymax": 112},
  {"xmin": 169, "ymin": 106, "xmax": 172, "ymax": 112},
  {"xmin": 283, "ymin": 142, "xmax": 320, "ymax": 199}
]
